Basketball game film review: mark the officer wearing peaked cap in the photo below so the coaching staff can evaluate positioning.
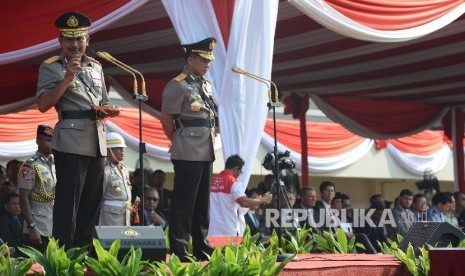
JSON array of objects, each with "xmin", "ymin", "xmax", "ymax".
[
  {"xmin": 160, "ymin": 37, "xmax": 217, "ymax": 261},
  {"xmin": 18, "ymin": 125, "xmax": 56, "ymax": 252},
  {"xmin": 181, "ymin": 37, "xmax": 217, "ymax": 61},
  {"xmin": 54, "ymin": 11, "xmax": 92, "ymax": 38},
  {"xmin": 36, "ymin": 11, "xmax": 119, "ymax": 249}
]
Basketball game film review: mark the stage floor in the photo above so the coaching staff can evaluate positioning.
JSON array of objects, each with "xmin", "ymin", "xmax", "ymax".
[{"xmin": 281, "ymin": 253, "xmax": 410, "ymax": 276}]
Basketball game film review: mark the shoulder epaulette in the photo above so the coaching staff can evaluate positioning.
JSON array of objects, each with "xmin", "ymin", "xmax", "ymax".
[
  {"xmin": 26, "ymin": 156, "xmax": 38, "ymax": 163},
  {"xmin": 43, "ymin": 56, "xmax": 60, "ymax": 64},
  {"xmin": 88, "ymin": 56, "xmax": 101, "ymax": 65},
  {"xmin": 175, "ymin": 73, "xmax": 187, "ymax": 82}
]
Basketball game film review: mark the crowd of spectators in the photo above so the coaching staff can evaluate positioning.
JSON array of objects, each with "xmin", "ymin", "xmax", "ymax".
[{"xmin": 2, "ymin": 159, "xmax": 465, "ymax": 255}]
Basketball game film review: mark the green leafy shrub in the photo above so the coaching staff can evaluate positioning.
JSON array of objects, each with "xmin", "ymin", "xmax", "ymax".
[
  {"xmin": 19, "ymin": 237, "xmax": 87, "ymax": 276},
  {"xmin": 154, "ymin": 227, "xmax": 293, "ymax": 275},
  {"xmin": 379, "ymin": 234, "xmax": 431, "ymax": 276},
  {"xmin": 85, "ymin": 238, "xmax": 156, "ymax": 276},
  {"xmin": 312, "ymin": 228, "xmax": 364, "ymax": 253},
  {"xmin": 0, "ymin": 243, "xmax": 34, "ymax": 276}
]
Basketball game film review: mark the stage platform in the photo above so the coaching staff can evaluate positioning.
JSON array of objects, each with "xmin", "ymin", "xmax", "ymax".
[
  {"xmin": 280, "ymin": 253, "xmax": 409, "ymax": 276},
  {"xmin": 208, "ymin": 236, "xmax": 409, "ymax": 275}
]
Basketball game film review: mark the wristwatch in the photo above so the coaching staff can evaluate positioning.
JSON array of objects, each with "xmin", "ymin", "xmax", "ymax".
[{"xmin": 27, "ymin": 222, "xmax": 36, "ymax": 229}]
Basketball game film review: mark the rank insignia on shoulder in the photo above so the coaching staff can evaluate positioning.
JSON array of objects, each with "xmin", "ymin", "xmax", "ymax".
[
  {"xmin": 43, "ymin": 56, "xmax": 60, "ymax": 64},
  {"xmin": 175, "ymin": 73, "xmax": 187, "ymax": 82},
  {"xmin": 26, "ymin": 156, "xmax": 38, "ymax": 163},
  {"xmin": 88, "ymin": 56, "xmax": 101, "ymax": 65}
]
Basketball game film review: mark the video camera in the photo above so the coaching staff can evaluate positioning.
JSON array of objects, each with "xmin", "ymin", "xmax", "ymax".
[{"xmin": 262, "ymin": 150, "xmax": 295, "ymax": 171}]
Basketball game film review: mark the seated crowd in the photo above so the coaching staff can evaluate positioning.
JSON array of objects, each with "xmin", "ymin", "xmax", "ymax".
[
  {"xmin": 2, "ymin": 157, "xmax": 465, "ymax": 256},
  {"xmin": 0, "ymin": 158, "xmax": 172, "ymax": 256}
]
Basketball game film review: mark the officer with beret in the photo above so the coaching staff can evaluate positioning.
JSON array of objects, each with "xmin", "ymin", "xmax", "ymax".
[
  {"xmin": 35, "ymin": 11, "xmax": 119, "ymax": 249},
  {"xmin": 18, "ymin": 125, "xmax": 55, "ymax": 252},
  {"xmin": 161, "ymin": 37, "xmax": 217, "ymax": 261},
  {"xmin": 99, "ymin": 132, "xmax": 132, "ymax": 226}
]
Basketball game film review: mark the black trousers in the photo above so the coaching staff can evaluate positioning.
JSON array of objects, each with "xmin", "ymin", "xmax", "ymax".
[
  {"xmin": 169, "ymin": 160, "xmax": 212, "ymax": 258},
  {"xmin": 52, "ymin": 150, "xmax": 104, "ymax": 249}
]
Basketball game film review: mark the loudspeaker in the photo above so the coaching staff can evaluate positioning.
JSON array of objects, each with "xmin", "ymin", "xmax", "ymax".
[
  {"xmin": 399, "ymin": 222, "xmax": 465, "ymax": 254},
  {"xmin": 95, "ymin": 226, "xmax": 167, "ymax": 262}
]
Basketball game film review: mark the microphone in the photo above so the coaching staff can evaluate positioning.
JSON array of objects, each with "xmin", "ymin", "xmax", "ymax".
[
  {"xmin": 231, "ymin": 67, "xmax": 278, "ymax": 103},
  {"xmin": 96, "ymin": 51, "xmax": 147, "ymax": 96}
]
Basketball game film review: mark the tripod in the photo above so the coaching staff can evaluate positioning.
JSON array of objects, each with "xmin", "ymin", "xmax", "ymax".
[
  {"xmin": 231, "ymin": 66, "xmax": 296, "ymax": 260},
  {"xmin": 268, "ymin": 101, "xmax": 297, "ymax": 262}
]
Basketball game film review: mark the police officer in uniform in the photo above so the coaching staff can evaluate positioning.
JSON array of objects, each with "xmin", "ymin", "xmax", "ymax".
[
  {"xmin": 36, "ymin": 11, "xmax": 119, "ymax": 249},
  {"xmin": 99, "ymin": 132, "xmax": 132, "ymax": 226},
  {"xmin": 160, "ymin": 37, "xmax": 217, "ymax": 261},
  {"xmin": 18, "ymin": 125, "xmax": 55, "ymax": 252}
]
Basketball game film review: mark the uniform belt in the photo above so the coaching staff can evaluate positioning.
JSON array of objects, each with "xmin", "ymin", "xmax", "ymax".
[
  {"xmin": 61, "ymin": 110, "xmax": 102, "ymax": 120},
  {"xmin": 176, "ymin": 119, "xmax": 212, "ymax": 128},
  {"xmin": 103, "ymin": 200, "xmax": 131, "ymax": 209}
]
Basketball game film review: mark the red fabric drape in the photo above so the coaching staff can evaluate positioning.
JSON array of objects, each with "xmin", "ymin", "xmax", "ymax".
[
  {"xmin": 442, "ymin": 109, "xmax": 465, "ymax": 192},
  {"xmin": 375, "ymin": 130, "xmax": 450, "ymax": 155},
  {"xmin": 325, "ymin": 0, "xmax": 465, "ymax": 30},
  {"xmin": 284, "ymin": 94, "xmax": 310, "ymax": 186},
  {"xmin": 264, "ymin": 119, "xmax": 366, "ymax": 158},
  {"xmin": 211, "ymin": 0, "xmax": 235, "ymax": 47},
  {"xmin": 324, "ymin": 96, "xmax": 443, "ymax": 136},
  {"xmin": 2, "ymin": 0, "xmax": 131, "ymax": 53}
]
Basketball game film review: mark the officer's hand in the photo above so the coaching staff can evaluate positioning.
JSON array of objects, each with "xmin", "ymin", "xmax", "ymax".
[
  {"xmin": 28, "ymin": 228, "xmax": 42, "ymax": 245},
  {"xmin": 64, "ymin": 57, "xmax": 83, "ymax": 81},
  {"xmin": 148, "ymin": 211, "xmax": 165, "ymax": 226}
]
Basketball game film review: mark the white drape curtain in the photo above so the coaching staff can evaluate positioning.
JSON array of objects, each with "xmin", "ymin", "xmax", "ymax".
[
  {"xmin": 386, "ymin": 144, "xmax": 452, "ymax": 175},
  {"xmin": 161, "ymin": 0, "xmax": 279, "ymax": 189},
  {"xmin": 0, "ymin": 0, "xmax": 148, "ymax": 65},
  {"xmin": 289, "ymin": 0, "xmax": 465, "ymax": 42},
  {"xmin": 219, "ymin": 0, "xmax": 279, "ymax": 187}
]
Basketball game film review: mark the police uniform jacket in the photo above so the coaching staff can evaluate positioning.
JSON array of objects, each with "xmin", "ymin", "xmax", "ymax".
[
  {"xmin": 17, "ymin": 151, "xmax": 56, "ymax": 237},
  {"xmin": 36, "ymin": 54, "xmax": 108, "ymax": 157},
  {"xmin": 99, "ymin": 161, "xmax": 132, "ymax": 226},
  {"xmin": 161, "ymin": 67, "xmax": 216, "ymax": 161}
]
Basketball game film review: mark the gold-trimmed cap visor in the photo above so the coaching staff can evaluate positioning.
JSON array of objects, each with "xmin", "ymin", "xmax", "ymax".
[
  {"xmin": 59, "ymin": 27, "xmax": 88, "ymax": 38},
  {"xmin": 182, "ymin": 37, "xmax": 216, "ymax": 61},
  {"xmin": 191, "ymin": 50, "xmax": 215, "ymax": 61}
]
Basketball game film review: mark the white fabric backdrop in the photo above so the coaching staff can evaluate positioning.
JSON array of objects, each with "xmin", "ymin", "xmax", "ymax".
[
  {"xmin": 161, "ymin": 0, "xmax": 279, "ymax": 189},
  {"xmin": 289, "ymin": 0, "xmax": 465, "ymax": 42}
]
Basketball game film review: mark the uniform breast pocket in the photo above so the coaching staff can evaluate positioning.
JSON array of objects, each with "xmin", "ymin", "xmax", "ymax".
[
  {"xmin": 90, "ymin": 71, "xmax": 102, "ymax": 88},
  {"xmin": 180, "ymin": 128, "xmax": 203, "ymax": 137}
]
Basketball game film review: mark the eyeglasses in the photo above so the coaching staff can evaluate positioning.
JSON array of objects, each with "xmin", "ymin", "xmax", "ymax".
[
  {"xmin": 236, "ymin": 167, "xmax": 243, "ymax": 175},
  {"xmin": 145, "ymin": 197, "xmax": 159, "ymax": 202}
]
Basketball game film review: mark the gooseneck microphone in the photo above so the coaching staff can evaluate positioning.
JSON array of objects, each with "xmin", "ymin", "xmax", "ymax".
[{"xmin": 231, "ymin": 67, "xmax": 278, "ymax": 102}]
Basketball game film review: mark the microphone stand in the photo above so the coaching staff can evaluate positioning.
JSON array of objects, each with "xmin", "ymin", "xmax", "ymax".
[
  {"xmin": 232, "ymin": 67, "xmax": 295, "ymax": 262},
  {"xmin": 133, "ymin": 93, "xmax": 148, "ymax": 227},
  {"xmin": 96, "ymin": 51, "xmax": 148, "ymax": 226},
  {"xmin": 268, "ymin": 86, "xmax": 296, "ymax": 262}
]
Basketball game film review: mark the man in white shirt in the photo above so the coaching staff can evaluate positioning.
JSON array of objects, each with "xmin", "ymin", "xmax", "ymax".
[{"xmin": 209, "ymin": 155, "xmax": 272, "ymax": 236}]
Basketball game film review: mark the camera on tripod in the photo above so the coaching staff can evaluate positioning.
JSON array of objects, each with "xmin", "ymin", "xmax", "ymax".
[{"xmin": 262, "ymin": 150, "xmax": 295, "ymax": 171}]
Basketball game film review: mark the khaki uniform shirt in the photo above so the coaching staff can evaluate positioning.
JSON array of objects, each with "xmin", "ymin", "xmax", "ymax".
[
  {"xmin": 36, "ymin": 54, "xmax": 109, "ymax": 157},
  {"xmin": 161, "ymin": 67, "xmax": 216, "ymax": 161},
  {"xmin": 99, "ymin": 162, "xmax": 132, "ymax": 226},
  {"xmin": 17, "ymin": 151, "xmax": 56, "ymax": 237}
]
